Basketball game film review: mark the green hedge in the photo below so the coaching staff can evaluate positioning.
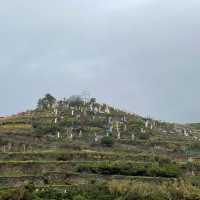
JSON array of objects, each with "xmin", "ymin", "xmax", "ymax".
[{"xmin": 77, "ymin": 161, "xmax": 181, "ymax": 178}]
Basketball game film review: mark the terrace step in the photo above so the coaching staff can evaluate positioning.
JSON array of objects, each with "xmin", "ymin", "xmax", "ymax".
[{"xmin": 0, "ymin": 171, "xmax": 175, "ymax": 188}]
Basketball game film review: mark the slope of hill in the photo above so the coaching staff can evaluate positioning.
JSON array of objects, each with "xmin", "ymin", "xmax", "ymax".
[{"xmin": 0, "ymin": 94, "xmax": 200, "ymax": 199}]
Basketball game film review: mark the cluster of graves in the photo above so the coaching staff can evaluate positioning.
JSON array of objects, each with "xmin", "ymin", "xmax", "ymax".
[
  {"xmin": 0, "ymin": 96, "xmax": 200, "ymax": 153},
  {"xmin": 31, "ymin": 96, "xmax": 200, "ymax": 145},
  {"xmin": 47, "ymin": 99, "xmax": 163, "ymax": 143}
]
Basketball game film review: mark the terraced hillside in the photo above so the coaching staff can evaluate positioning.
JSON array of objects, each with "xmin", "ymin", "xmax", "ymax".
[{"xmin": 0, "ymin": 94, "xmax": 200, "ymax": 199}]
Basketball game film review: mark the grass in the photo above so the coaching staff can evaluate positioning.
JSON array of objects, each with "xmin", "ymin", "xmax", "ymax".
[{"xmin": 0, "ymin": 124, "xmax": 32, "ymax": 130}]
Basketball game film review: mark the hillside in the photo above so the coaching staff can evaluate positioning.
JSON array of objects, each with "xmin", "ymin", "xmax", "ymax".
[{"xmin": 0, "ymin": 94, "xmax": 200, "ymax": 199}]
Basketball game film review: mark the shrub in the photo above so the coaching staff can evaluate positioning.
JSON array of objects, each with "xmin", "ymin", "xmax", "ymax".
[
  {"xmin": 108, "ymin": 180, "xmax": 200, "ymax": 200},
  {"xmin": 159, "ymin": 164, "xmax": 181, "ymax": 178},
  {"xmin": 154, "ymin": 155, "xmax": 171, "ymax": 165},
  {"xmin": 77, "ymin": 161, "xmax": 181, "ymax": 178},
  {"xmin": 188, "ymin": 142, "xmax": 200, "ymax": 151},
  {"xmin": 101, "ymin": 136, "xmax": 114, "ymax": 147},
  {"xmin": 148, "ymin": 163, "xmax": 181, "ymax": 178},
  {"xmin": 138, "ymin": 132, "xmax": 151, "ymax": 140}
]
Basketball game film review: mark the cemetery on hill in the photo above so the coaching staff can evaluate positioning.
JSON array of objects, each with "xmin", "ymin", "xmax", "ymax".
[{"xmin": 0, "ymin": 94, "xmax": 200, "ymax": 199}]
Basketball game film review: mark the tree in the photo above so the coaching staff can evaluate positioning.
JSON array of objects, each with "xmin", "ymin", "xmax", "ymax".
[
  {"xmin": 45, "ymin": 93, "xmax": 56, "ymax": 106},
  {"xmin": 37, "ymin": 94, "xmax": 56, "ymax": 110},
  {"xmin": 67, "ymin": 95, "xmax": 84, "ymax": 107},
  {"xmin": 90, "ymin": 98, "xmax": 96, "ymax": 104}
]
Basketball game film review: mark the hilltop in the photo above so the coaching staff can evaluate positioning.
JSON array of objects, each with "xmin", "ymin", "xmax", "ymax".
[{"xmin": 0, "ymin": 94, "xmax": 200, "ymax": 199}]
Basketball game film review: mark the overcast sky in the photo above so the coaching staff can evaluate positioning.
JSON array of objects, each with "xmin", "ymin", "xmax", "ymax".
[{"xmin": 0, "ymin": 0, "xmax": 200, "ymax": 123}]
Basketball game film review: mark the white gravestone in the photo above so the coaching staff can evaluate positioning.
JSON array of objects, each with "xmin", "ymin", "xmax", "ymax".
[
  {"xmin": 131, "ymin": 133, "xmax": 135, "ymax": 141},
  {"xmin": 94, "ymin": 133, "xmax": 98, "ymax": 142},
  {"xmin": 145, "ymin": 120, "xmax": 149, "ymax": 128},
  {"xmin": 108, "ymin": 117, "xmax": 112, "ymax": 124},
  {"xmin": 124, "ymin": 124, "xmax": 127, "ymax": 131},
  {"xmin": 55, "ymin": 118, "xmax": 58, "ymax": 124},
  {"xmin": 109, "ymin": 125, "xmax": 113, "ymax": 133},
  {"xmin": 116, "ymin": 121, "xmax": 121, "ymax": 139},
  {"xmin": 79, "ymin": 130, "xmax": 82, "ymax": 137},
  {"xmin": 105, "ymin": 105, "xmax": 110, "ymax": 114},
  {"xmin": 70, "ymin": 132, "xmax": 73, "ymax": 139},
  {"xmin": 141, "ymin": 128, "xmax": 146, "ymax": 133},
  {"xmin": 184, "ymin": 129, "xmax": 189, "ymax": 137}
]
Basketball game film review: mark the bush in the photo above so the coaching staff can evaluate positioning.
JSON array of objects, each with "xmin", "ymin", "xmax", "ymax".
[
  {"xmin": 77, "ymin": 161, "xmax": 181, "ymax": 178},
  {"xmin": 188, "ymin": 142, "xmax": 200, "ymax": 151},
  {"xmin": 158, "ymin": 164, "xmax": 181, "ymax": 178},
  {"xmin": 101, "ymin": 136, "xmax": 114, "ymax": 147},
  {"xmin": 147, "ymin": 163, "xmax": 181, "ymax": 178},
  {"xmin": 108, "ymin": 179, "xmax": 200, "ymax": 200},
  {"xmin": 138, "ymin": 132, "xmax": 151, "ymax": 140},
  {"xmin": 154, "ymin": 155, "xmax": 171, "ymax": 165}
]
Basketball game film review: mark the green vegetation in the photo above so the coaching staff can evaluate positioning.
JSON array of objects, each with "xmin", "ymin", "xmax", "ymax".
[
  {"xmin": 101, "ymin": 136, "xmax": 114, "ymax": 147},
  {"xmin": 0, "ymin": 94, "xmax": 199, "ymax": 199},
  {"xmin": 1, "ymin": 180, "xmax": 200, "ymax": 200},
  {"xmin": 77, "ymin": 161, "xmax": 181, "ymax": 178}
]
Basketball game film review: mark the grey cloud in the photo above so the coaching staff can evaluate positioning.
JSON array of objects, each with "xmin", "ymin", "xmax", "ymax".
[{"xmin": 0, "ymin": 0, "xmax": 200, "ymax": 122}]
